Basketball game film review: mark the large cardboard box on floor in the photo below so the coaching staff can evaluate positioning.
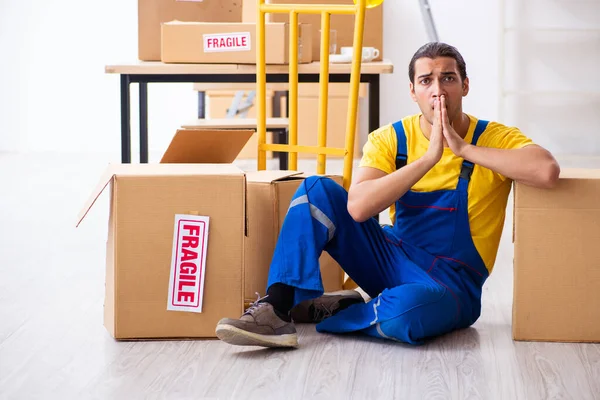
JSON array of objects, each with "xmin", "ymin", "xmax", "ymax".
[
  {"xmin": 242, "ymin": 0, "xmax": 383, "ymax": 61},
  {"xmin": 161, "ymin": 22, "xmax": 312, "ymax": 64},
  {"xmin": 138, "ymin": 0, "xmax": 242, "ymax": 61},
  {"xmin": 513, "ymin": 168, "xmax": 600, "ymax": 342},
  {"xmin": 245, "ymin": 171, "xmax": 345, "ymax": 306},
  {"xmin": 77, "ymin": 129, "xmax": 253, "ymax": 339}
]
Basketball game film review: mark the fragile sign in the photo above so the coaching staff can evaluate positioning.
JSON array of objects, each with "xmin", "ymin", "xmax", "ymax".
[
  {"xmin": 168, "ymin": 214, "xmax": 210, "ymax": 313},
  {"xmin": 203, "ymin": 32, "xmax": 251, "ymax": 53}
]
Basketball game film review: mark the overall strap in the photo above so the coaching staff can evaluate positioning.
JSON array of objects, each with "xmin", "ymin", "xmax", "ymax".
[
  {"xmin": 392, "ymin": 120, "xmax": 408, "ymax": 169},
  {"xmin": 459, "ymin": 119, "xmax": 489, "ymax": 181}
]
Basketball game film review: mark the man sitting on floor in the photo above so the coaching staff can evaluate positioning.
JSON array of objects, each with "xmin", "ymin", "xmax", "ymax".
[{"xmin": 215, "ymin": 42, "xmax": 560, "ymax": 348}]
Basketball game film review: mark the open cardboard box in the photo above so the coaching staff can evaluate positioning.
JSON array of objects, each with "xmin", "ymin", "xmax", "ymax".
[{"xmin": 78, "ymin": 129, "xmax": 344, "ymax": 339}]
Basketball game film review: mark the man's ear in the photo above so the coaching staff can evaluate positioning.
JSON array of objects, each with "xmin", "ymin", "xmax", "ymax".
[
  {"xmin": 462, "ymin": 77, "xmax": 470, "ymax": 97},
  {"xmin": 409, "ymin": 82, "xmax": 417, "ymax": 102}
]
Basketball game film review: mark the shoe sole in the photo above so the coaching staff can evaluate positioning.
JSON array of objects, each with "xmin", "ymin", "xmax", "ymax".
[
  {"xmin": 215, "ymin": 324, "xmax": 299, "ymax": 348},
  {"xmin": 322, "ymin": 290, "xmax": 364, "ymax": 299}
]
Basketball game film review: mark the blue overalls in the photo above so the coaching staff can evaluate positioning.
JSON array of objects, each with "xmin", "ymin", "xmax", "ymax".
[{"xmin": 267, "ymin": 119, "xmax": 490, "ymax": 344}]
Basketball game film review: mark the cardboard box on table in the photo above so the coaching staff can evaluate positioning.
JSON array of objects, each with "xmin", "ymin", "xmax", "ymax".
[
  {"xmin": 513, "ymin": 168, "xmax": 600, "ymax": 342},
  {"xmin": 161, "ymin": 22, "xmax": 313, "ymax": 64},
  {"xmin": 138, "ymin": 0, "xmax": 242, "ymax": 61}
]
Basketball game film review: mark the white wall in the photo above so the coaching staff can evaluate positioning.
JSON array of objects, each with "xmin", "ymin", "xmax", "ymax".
[
  {"xmin": 0, "ymin": 0, "xmax": 196, "ymax": 159},
  {"xmin": 501, "ymin": 0, "xmax": 600, "ymax": 156},
  {"xmin": 0, "ymin": 0, "xmax": 598, "ymax": 157}
]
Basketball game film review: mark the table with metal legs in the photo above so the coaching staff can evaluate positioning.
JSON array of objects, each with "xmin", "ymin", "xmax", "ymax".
[{"xmin": 108, "ymin": 61, "xmax": 393, "ymax": 165}]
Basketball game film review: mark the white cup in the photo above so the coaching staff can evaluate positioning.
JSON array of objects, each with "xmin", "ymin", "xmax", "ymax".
[
  {"xmin": 340, "ymin": 46, "xmax": 380, "ymax": 62},
  {"xmin": 320, "ymin": 29, "xmax": 338, "ymax": 55}
]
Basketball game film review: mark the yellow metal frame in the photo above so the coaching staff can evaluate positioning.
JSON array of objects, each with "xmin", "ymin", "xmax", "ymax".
[{"xmin": 256, "ymin": 0, "xmax": 369, "ymax": 190}]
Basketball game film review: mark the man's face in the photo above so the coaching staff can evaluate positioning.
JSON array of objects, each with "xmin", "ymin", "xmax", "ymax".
[{"xmin": 410, "ymin": 56, "xmax": 469, "ymax": 125}]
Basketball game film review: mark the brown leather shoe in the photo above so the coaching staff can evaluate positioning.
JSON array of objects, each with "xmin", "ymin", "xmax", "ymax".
[
  {"xmin": 290, "ymin": 290, "xmax": 365, "ymax": 323},
  {"xmin": 216, "ymin": 299, "xmax": 298, "ymax": 348}
]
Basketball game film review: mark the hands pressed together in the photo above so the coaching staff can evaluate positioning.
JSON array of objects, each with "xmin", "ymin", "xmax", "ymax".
[{"xmin": 424, "ymin": 95, "xmax": 470, "ymax": 165}]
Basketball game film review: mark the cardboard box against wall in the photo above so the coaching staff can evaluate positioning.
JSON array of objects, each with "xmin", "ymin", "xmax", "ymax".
[
  {"xmin": 77, "ymin": 129, "xmax": 254, "ymax": 339},
  {"xmin": 281, "ymin": 83, "xmax": 366, "ymax": 159},
  {"xmin": 139, "ymin": 0, "xmax": 242, "ymax": 61},
  {"xmin": 242, "ymin": 0, "xmax": 383, "ymax": 61},
  {"xmin": 161, "ymin": 22, "xmax": 313, "ymax": 64},
  {"xmin": 204, "ymin": 90, "xmax": 275, "ymax": 159},
  {"xmin": 245, "ymin": 171, "xmax": 345, "ymax": 306},
  {"xmin": 513, "ymin": 168, "xmax": 600, "ymax": 342}
]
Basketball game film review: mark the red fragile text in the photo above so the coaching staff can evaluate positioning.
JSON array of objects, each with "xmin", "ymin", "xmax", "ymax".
[
  {"xmin": 176, "ymin": 224, "xmax": 201, "ymax": 304},
  {"xmin": 206, "ymin": 36, "xmax": 247, "ymax": 50}
]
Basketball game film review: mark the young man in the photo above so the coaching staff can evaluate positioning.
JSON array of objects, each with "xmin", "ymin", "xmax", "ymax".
[{"xmin": 216, "ymin": 42, "xmax": 560, "ymax": 348}]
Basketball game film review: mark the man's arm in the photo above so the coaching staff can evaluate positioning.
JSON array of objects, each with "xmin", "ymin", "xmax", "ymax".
[
  {"xmin": 347, "ymin": 157, "xmax": 437, "ymax": 222},
  {"xmin": 440, "ymin": 97, "xmax": 560, "ymax": 189},
  {"xmin": 348, "ymin": 98, "xmax": 446, "ymax": 222},
  {"xmin": 460, "ymin": 145, "xmax": 560, "ymax": 189}
]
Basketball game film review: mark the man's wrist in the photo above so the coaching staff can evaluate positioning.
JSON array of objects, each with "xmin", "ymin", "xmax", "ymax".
[
  {"xmin": 419, "ymin": 153, "xmax": 439, "ymax": 169},
  {"xmin": 460, "ymin": 143, "xmax": 476, "ymax": 160}
]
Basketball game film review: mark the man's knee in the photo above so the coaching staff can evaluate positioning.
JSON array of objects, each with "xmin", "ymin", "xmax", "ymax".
[
  {"xmin": 377, "ymin": 314, "xmax": 426, "ymax": 345},
  {"xmin": 374, "ymin": 286, "xmax": 459, "ymax": 344},
  {"xmin": 294, "ymin": 176, "xmax": 348, "ymax": 204},
  {"xmin": 302, "ymin": 176, "xmax": 346, "ymax": 198},
  {"xmin": 303, "ymin": 175, "xmax": 340, "ymax": 189}
]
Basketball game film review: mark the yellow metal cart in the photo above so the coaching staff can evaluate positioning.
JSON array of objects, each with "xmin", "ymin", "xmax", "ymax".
[
  {"xmin": 255, "ymin": 0, "xmax": 384, "ymax": 190},
  {"xmin": 255, "ymin": 0, "xmax": 384, "ymax": 289}
]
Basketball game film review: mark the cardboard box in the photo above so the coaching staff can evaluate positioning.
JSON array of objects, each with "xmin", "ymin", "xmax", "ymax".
[
  {"xmin": 281, "ymin": 83, "xmax": 366, "ymax": 159},
  {"xmin": 242, "ymin": 0, "xmax": 383, "ymax": 61},
  {"xmin": 139, "ymin": 0, "xmax": 242, "ymax": 61},
  {"xmin": 161, "ymin": 22, "xmax": 313, "ymax": 64},
  {"xmin": 513, "ymin": 168, "xmax": 600, "ymax": 342},
  {"xmin": 77, "ymin": 129, "xmax": 253, "ymax": 339},
  {"xmin": 205, "ymin": 89, "xmax": 275, "ymax": 159},
  {"xmin": 245, "ymin": 171, "xmax": 345, "ymax": 306}
]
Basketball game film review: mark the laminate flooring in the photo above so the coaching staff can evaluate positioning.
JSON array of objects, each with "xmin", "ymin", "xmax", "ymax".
[{"xmin": 0, "ymin": 152, "xmax": 599, "ymax": 400}]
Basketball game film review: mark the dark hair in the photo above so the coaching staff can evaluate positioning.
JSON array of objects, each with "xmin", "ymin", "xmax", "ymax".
[{"xmin": 408, "ymin": 42, "xmax": 467, "ymax": 84}]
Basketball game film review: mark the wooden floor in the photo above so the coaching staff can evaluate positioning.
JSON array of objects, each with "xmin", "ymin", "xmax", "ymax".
[{"xmin": 0, "ymin": 152, "xmax": 599, "ymax": 400}]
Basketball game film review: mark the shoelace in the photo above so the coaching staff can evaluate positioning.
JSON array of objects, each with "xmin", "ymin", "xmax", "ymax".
[
  {"xmin": 243, "ymin": 292, "xmax": 269, "ymax": 316},
  {"xmin": 312, "ymin": 303, "xmax": 338, "ymax": 322}
]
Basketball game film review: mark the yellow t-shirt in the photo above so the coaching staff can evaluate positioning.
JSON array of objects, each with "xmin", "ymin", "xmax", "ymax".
[{"xmin": 359, "ymin": 114, "xmax": 534, "ymax": 274}]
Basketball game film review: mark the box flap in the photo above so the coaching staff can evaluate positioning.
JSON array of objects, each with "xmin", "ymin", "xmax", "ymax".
[
  {"xmin": 76, "ymin": 163, "xmax": 244, "ymax": 227},
  {"xmin": 161, "ymin": 129, "xmax": 253, "ymax": 164},
  {"xmin": 76, "ymin": 164, "xmax": 117, "ymax": 228},
  {"xmin": 245, "ymin": 170, "xmax": 303, "ymax": 183}
]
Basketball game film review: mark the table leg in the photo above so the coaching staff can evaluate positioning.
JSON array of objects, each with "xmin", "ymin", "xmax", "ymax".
[
  {"xmin": 368, "ymin": 74, "xmax": 380, "ymax": 133},
  {"xmin": 198, "ymin": 91, "xmax": 206, "ymax": 119},
  {"xmin": 369, "ymin": 75, "xmax": 381, "ymax": 222},
  {"xmin": 275, "ymin": 128, "xmax": 289, "ymax": 170},
  {"xmin": 139, "ymin": 82, "xmax": 148, "ymax": 163},
  {"xmin": 120, "ymin": 75, "xmax": 131, "ymax": 163}
]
